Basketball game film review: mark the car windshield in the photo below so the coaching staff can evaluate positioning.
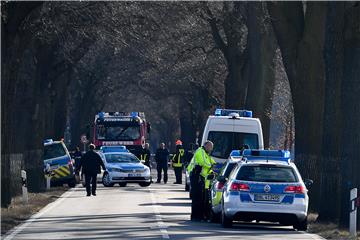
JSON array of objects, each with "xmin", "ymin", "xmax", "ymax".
[
  {"xmin": 96, "ymin": 125, "xmax": 140, "ymax": 141},
  {"xmin": 207, "ymin": 131, "xmax": 259, "ymax": 159},
  {"xmin": 105, "ymin": 153, "xmax": 140, "ymax": 163},
  {"xmin": 236, "ymin": 165, "xmax": 298, "ymax": 183},
  {"xmin": 44, "ymin": 143, "xmax": 66, "ymax": 160}
]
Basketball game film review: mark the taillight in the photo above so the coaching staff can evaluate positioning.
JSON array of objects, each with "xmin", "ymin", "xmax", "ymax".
[
  {"xmin": 230, "ymin": 182, "xmax": 250, "ymax": 191},
  {"xmin": 216, "ymin": 182, "xmax": 225, "ymax": 190},
  {"xmin": 68, "ymin": 159, "xmax": 74, "ymax": 166},
  {"xmin": 284, "ymin": 185, "xmax": 305, "ymax": 194}
]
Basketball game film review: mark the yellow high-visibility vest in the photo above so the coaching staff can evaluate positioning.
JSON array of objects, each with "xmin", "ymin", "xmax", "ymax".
[{"xmin": 172, "ymin": 148, "xmax": 185, "ymax": 167}]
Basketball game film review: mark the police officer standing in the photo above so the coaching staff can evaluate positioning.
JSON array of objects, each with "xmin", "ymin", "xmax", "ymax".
[
  {"xmin": 188, "ymin": 141, "xmax": 215, "ymax": 221},
  {"xmin": 77, "ymin": 144, "xmax": 106, "ymax": 196},
  {"xmin": 73, "ymin": 146, "xmax": 82, "ymax": 172},
  {"xmin": 155, "ymin": 143, "xmax": 170, "ymax": 184},
  {"xmin": 140, "ymin": 143, "xmax": 151, "ymax": 169},
  {"xmin": 172, "ymin": 140, "xmax": 186, "ymax": 184}
]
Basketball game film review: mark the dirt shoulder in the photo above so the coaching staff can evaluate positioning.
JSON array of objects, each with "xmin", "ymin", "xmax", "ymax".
[
  {"xmin": 308, "ymin": 213, "xmax": 360, "ymax": 240},
  {"xmin": 1, "ymin": 187, "xmax": 67, "ymax": 235}
]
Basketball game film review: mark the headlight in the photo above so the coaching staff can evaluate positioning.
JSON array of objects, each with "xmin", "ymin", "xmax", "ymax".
[{"xmin": 144, "ymin": 167, "xmax": 150, "ymax": 174}]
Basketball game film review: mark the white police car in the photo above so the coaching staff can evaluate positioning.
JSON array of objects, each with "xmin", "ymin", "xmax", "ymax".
[
  {"xmin": 221, "ymin": 150, "xmax": 312, "ymax": 231},
  {"xmin": 99, "ymin": 146, "xmax": 151, "ymax": 187}
]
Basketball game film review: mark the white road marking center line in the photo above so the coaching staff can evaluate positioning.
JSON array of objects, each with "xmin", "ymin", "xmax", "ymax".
[{"xmin": 150, "ymin": 188, "xmax": 170, "ymax": 239}]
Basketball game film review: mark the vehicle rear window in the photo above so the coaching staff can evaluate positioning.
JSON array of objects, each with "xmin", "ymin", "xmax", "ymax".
[
  {"xmin": 236, "ymin": 165, "xmax": 298, "ymax": 183},
  {"xmin": 44, "ymin": 143, "xmax": 66, "ymax": 160},
  {"xmin": 223, "ymin": 162, "xmax": 237, "ymax": 178}
]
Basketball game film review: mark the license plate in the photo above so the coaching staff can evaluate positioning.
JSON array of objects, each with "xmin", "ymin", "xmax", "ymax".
[
  {"xmin": 254, "ymin": 194, "xmax": 280, "ymax": 202},
  {"xmin": 128, "ymin": 173, "xmax": 141, "ymax": 177}
]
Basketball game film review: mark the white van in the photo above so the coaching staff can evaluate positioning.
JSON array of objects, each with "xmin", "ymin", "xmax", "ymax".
[{"xmin": 201, "ymin": 109, "xmax": 264, "ymax": 171}]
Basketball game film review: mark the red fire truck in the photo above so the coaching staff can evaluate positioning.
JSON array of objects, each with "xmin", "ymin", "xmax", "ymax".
[{"xmin": 93, "ymin": 112, "xmax": 150, "ymax": 155}]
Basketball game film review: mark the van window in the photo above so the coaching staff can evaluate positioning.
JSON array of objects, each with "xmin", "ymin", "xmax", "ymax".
[
  {"xmin": 44, "ymin": 143, "xmax": 67, "ymax": 160},
  {"xmin": 207, "ymin": 131, "xmax": 259, "ymax": 159}
]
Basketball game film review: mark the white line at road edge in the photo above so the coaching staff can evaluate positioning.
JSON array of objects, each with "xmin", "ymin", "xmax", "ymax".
[
  {"xmin": 149, "ymin": 189, "xmax": 170, "ymax": 239},
  {"xmin": 3, "ymin": 187, "xmax": 76, "ymax": 240}
]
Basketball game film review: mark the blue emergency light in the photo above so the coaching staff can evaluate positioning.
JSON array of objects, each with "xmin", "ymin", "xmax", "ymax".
[
  {"xmin": 98, "ymin": 112, "xmax": 105, "ymax": 120},
  {"xmin": 214, "ymin": 109, "xmax": 253, "ymax": 118},
  {"xmin": 242, "ymin": 149, "xmax": 291, "ymax": 163},
  {"xmin": 230, "ymin": 150, "xmax": 243, "ymax": 157},
  {"xmin": 100, "ymin": 146, "xmax": 128, "ymax": 153},
  {"xmin": 131, "ymin": 112, "xmax": 139, "ymax": 118}
]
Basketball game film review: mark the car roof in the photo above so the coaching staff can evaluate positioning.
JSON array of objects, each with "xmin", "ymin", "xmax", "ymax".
[
  {"xmin": 237, "ymin": 159, "xmax": 296, "ymax": 168},
  {"xmin": 228, "ymin": 157, "xmax": 243, "ymax": 163},
  {"xmin": 103, "ymin": 152, "xmax": 134, "ymax": 155}
]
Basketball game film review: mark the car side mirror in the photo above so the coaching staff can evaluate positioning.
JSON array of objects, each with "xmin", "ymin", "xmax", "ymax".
[
  {"xmin": 217, "ymin": 175, "xmax": 227, "ymax": 183},
  {"xmin": 304, "ymin": 179, "xmax": 313, "ymax": 189}
]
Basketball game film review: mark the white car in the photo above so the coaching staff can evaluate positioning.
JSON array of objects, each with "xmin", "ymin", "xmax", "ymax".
[
  {"xmin": 221, "ymin": 150, "xmax": 313, "ymax": 231},
  {"xmin": 99, "ymin": 149, "xmax": 151, "ymax": 187}
]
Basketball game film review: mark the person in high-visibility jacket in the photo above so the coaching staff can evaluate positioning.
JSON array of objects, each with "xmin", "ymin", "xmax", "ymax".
[
  {"xmin": 172, "ymin": 140, "xmax": 186, "ymax": 184},
  {"xmin": 140, "ymin": 143, "xmax": 151, "ymax": 169},
  {"xmin": 189, "ymin": 140, "xmax": 215, "ymax": 221}
]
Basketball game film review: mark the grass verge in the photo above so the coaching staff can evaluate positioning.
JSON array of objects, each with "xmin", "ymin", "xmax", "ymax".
[
  {"xmin": 1, "ymin": 187, "xmax": 67, "ymax": 235},
  {"xmin": 308, "ymin": 213, "xmax": 360, "ymax": 240}
]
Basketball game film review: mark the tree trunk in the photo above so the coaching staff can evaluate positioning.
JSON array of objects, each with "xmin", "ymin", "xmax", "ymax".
[
  {"xmin": 318, "ymin": 2, "xmax": 344, "ymax": 222},
  {"xmin": 224, "ymin": 52, "xmax": 248, "ymax": 109},
  {"xmin": 268, "ymin": 2, "xmax": 327, "ymax": 209},
  {"xmin": 339, "ymin": 2, "xmax": 360, "ymax": 227},
  {"xmin": 245, "ymin": 2, "xmax": 277, "ymax": 148}
]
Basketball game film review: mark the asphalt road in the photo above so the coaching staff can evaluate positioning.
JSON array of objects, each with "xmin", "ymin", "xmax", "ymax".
[{"xmin": 4, "ymin": 171, "xmax": 323, "ymax": 240}]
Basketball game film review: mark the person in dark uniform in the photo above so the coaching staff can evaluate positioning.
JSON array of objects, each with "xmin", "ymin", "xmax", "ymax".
[
  {"xmin": 172, "ymin": 140, "xmax": 186, "ymax": 184},
  {"xmin": 77, "ymin": 144, "xmax": 105, "ymax": 196},
  {"xmin": 73, "ymin": 146, "xmax": 82, "ymax": 172},
  {"xmin": 155, "ymin": 142, "xmax": 169, "ymax": 184},
  {"xmin": 140, "ymin": 143, "xmax": 151, "ymax": 169}
]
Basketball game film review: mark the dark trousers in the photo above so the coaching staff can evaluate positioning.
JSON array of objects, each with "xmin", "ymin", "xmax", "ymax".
[
  {"xmin": 191, "ymin": 173, "xmax": 205, "ymax": 220},
  {"xmin": 85, "ymin": 173, "xmax": 97, "ymax": 195},
  {"xmin": 157, "ymin": 164, "xmax": 168, "ymax": 183},
  {"xmin": 204, "ymin": 188, "xmax": 212, "ymax": 220},
  {"xmin": 173, "ymin": 166, "xmax": 182, "ymax": 183}
]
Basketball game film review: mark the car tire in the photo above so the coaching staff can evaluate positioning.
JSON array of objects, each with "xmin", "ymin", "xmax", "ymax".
[
  {"xmin": 139, "ymin": 182, "xmax": 151, "ymax": 187},
  {"xmin": 119, "ymin": 182, "xmax": 127, "ymax": 187},
  {"xmin": 102, "ymin": 173, "xmax": 114, "ymax": 187},
  {"xmin": 221, "ymin": 203, "xmax": 232, "ymax": 228},
  {"xmin": 68, "ymin": 179, "xmax": 76, "ymax": 188},
  {"xmin": 293, "ymin": 218, "xmax": 308, "ymax": 231}
]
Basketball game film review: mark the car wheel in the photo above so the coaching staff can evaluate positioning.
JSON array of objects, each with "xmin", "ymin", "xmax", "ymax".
[
  {"xmin": 139, "ymin": 182, "xmax": 151, "ymax": 187},
  {"xmin": 119, "ymin": 182, "xmax": 127, "ymax": 187},
  {"xmin": 221, "ymin": 203, "xmax": 232, "ymax": 228},
  {"xmin": 68, "ymin": 179, "xmax": 76, "ymax": 188},
  {"xmin": 102, "ymin": 173, "xmax": 114, "ymax": 187},
  {"xmin": 293, "ymin": 218, "xmax": 308, "ymax": 231}
]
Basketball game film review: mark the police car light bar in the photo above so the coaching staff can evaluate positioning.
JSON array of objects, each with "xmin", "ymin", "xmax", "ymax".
[
  {"xmin": 100, "ymin": 146, "xmax": 129, "ymax": 153},
  {"xmin": 242, "ymin": 149, "xmax": 291, "ymax": 163},
  {"xmin": 214, "ymin": 109, "xmax": 253, "ymax": 118},
  {"xmin": 230, "ymin": 150, "xmax": 243, "ymax": 157}
]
